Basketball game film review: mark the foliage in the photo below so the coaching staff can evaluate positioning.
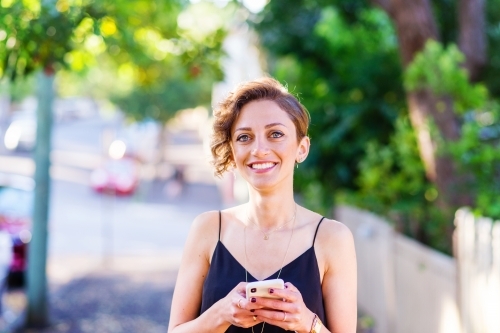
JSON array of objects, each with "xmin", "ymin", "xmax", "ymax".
[
  {"xmin": 405, "ymin": 40, "xmax": 489, "ymax": 113},
  {"xmin": 0, "ymin": 0, "xmax": 105, "ymax": 79},
  {"xmin": 111, "ymin": 61, "xmax": 214, "ymax": 123},
  {"xmin": 255, "ymin": 2, "xmax": 406, "ymax": 207},
  {"xmin": 448, "ymin": 105, "xmax": 500, "ymax": 219},
  {"xmin": 338, "ymin": 41, "xmax": 500, "ymax": 253},
  {"xmin": 483, "ymin": 0, "xmax": 500, "ymax": 96},
  {"xmin": 404, "ymin": 40, "xmax": 500, "ymax": 221},
  {"xmin": 106, "ymin": 0, "xmax": 228, "ymax": 123},
  {"xmin": 0, "ymin": 0, "xmax": 227, "ymax": 124},
  {"xmin": 336, "ymin": 115, "xmax": 451, "ymax": 253},
  {"xmin": 254, "ymin": 0, "xmax": 500, "ymax": 254}
]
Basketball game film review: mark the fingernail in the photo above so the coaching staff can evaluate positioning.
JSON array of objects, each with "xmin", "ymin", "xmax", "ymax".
[
  {"xmin": 250, "ymin": 309, "xmax": 255, "ymax": 312},
  {"xmin": 251, "ymin": 298, "xmax": 256, "ymax": 303},
  {"xmin": 269, "ymin": 288, "xmax": 274, "ymax": 294}
]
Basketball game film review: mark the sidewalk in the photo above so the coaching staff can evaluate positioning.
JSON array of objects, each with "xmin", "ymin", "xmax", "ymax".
[{"xmin": 6, "ymin": 257, "xmax": 178, "ymax": 333}]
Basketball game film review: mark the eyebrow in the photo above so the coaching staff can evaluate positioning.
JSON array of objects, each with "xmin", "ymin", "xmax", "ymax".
[{"xmin": 234, "ymin": 122, "xmax": 286, "ymax": 132}]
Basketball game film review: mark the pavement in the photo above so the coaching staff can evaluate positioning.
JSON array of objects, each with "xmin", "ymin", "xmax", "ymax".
[{"xmin": 13, "ymin": 266, "xmax": 178, "ymax": 333}]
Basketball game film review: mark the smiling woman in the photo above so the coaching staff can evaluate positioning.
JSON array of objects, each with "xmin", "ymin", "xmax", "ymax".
[
  {"xmin": 168, "ymin": 78, "xmax": 357, "ymax": 333},
  {"xmin": 211, "ymin": 79, "xmax": 309, "ymax": 177}
]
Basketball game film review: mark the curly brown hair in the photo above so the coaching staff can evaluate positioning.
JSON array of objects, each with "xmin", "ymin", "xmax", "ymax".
[{"xmin": 210, "ymin": 77, "xmax": 310, "ymax": 177}]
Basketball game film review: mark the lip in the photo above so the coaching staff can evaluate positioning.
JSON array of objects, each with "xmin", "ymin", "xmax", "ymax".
[{"xmin": 247, "ymin": 161, "xmax": 278, "ymax": 172}]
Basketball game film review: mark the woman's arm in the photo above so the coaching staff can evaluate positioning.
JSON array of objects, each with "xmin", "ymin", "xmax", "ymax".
[
  {"xmin": 168, "ymin": 211, "xmax": 229, "ymax": 333},
  {"xmin": 168, "ymin": 211, "xmax": 264, "ymax": 333},
  {"xmin": 319, "ymin": 220, "xmax": 357, "ymax": 333}
]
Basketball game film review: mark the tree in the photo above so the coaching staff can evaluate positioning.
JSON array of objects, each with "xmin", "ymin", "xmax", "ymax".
[
  {"xmin": 1, "ymin": 0, "xmax": 105, "ymax": 327},
  {"xmin": 253, "ymin": 0, "xmax": 500, "ymax": 252},
  {"xmin": 0, "ymin": 0, "xmax": 226, "ymax": 326},
  {"xmin": 106, "ymin": 0, "xmax": 228, "ymax": 123},
  {"xmin": 254, "ymin": 1, "xmax": 406, "ymax": 209},
  {"xmin": 370, "ymin": 0, "xmax": 485, "ymax": 211}
]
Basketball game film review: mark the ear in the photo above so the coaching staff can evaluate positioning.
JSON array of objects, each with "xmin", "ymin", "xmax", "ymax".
[{"xmin": 295, "ymin": 136, "xmax": 310, "ymax": 163}]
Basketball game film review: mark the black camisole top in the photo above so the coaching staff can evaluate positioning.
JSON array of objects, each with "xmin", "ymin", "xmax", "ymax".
[{"xmin": 200, "ymin": 212, "xmax": 326, "ymax": 332}]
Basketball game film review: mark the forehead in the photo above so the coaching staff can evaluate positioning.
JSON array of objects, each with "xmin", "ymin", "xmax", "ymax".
[{"xmin": 233, "ymin": 100, "xmax": 294, "ymax": 128}]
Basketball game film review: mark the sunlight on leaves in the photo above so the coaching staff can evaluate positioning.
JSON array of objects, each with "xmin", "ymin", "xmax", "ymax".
[
  {"xmin": 0, "ymin": 0, "xmax": 15, "ymax": 8},
  {"xmin": 21, "ymin": 0, "xmax": 40, "ymax": 13},
  {"xmin": 100, "ymin": 16, "xmax": 117, "ymax": 37},
  {"xmin": 56, "ymin": 0, "xmax": 69, "ymax": 12},
  {"xmin": 84, "ymin": 34, "xmax": 106, "ymax": 55}
]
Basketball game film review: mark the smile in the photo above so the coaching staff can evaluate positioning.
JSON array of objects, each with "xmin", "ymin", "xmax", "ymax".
[{"xmin": 250, "ymin": 162, "xmax": 276, "ymax": 170}]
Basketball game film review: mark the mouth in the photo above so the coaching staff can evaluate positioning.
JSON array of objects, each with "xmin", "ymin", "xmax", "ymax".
[{"xmin": 249, "ymin": 162, "xmax": 277, "ymax": 170}]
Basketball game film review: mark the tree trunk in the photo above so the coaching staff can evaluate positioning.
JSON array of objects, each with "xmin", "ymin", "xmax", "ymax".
[
  {"xmin": 376, "ymin": 0, "xmax": 473, "ymax": 210},
  {"xmin": 26, "ymin": 69, "xmax": 54, "ymax": 328},
  {"xmin": 458, "ymin": 0, "xmax": 487, "ymax": 81},
  {"xmin": 388, "ymin": 0, "xmax": 439, "ymax": 66},
  {"xmin": 407, "ymin": 91, "xmax": 471, "ymax": 208}
]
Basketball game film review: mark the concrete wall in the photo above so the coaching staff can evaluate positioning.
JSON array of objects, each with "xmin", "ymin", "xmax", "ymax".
[
  {"xmin": 455, "ymin": 208, "xmax": 500, "ymax": 333},
  {"xmin": 335, "ymin": 205, "xmax": 461, "ymax": 333}
]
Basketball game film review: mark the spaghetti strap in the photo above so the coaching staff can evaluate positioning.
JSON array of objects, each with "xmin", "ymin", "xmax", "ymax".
[
  {"xmin": 218, "ymin": 211, "xmax": 222, "ymax": 241},
  {"xmin": 312, "ymin": 217, "xmax": 325, "ymax": 246}
]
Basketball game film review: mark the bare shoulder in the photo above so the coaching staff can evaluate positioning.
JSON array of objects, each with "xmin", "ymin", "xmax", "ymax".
[
  {"xmin": 191, "ymin": 210, "xmax": 220, "ymax": 235},
  {"xmin": 316, "ymin": 218, "xmax": 354, "ymax": 245},
  {"xmin": 186, "ymin": 210, "xmax": 221, "ymax": 261},
  {"xmin": 313, "ymin": 218, "xmax": 356, "ymax": 270}
]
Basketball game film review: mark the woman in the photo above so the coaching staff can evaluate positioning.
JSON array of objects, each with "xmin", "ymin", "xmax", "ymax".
[{"xmin": 168, "ymin": 78, "xmax": 357, "ymax": 333}]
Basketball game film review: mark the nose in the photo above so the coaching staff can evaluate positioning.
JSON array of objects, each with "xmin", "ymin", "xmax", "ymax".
[{"xmin": 251, "ymin": 138, "xmax": 270, "ymax": 156}]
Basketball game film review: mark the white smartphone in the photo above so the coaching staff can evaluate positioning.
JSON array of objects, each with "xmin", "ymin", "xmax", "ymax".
[{"xmin": 246, "ymin": 278, "xmax": 284, "ymax": 300}]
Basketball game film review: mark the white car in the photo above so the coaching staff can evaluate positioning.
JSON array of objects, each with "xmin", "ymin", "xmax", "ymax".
[{"xmin": 3, "ymin": 111, "xmax": 37, "ymax": 151}]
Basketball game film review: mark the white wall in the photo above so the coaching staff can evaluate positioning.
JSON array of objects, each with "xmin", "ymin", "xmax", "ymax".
[{"xmin": 335, "ymin": 205, "xmax": 462, "ymax": 333}]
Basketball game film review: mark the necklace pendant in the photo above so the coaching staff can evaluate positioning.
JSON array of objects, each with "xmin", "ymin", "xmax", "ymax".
[{"xmin": 264, "ymin": 235, "xmax": 269, "ymax": 240}]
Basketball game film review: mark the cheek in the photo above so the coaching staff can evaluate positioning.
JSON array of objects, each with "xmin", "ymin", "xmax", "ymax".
[
  {"xmin": 281, "ymin": 143, "xmax": 299, "ymax": 158},
  {"xmin": 231, "ymin": 147, "xmax": 246, "ymax": 166}
]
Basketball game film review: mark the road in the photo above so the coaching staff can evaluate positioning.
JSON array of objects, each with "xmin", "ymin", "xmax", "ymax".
[
  {"xmin": 0, "ymin": 112, "xmax": 222, "ymax": 333},
  {"xmin": 1, "ymin": 113, "xmax": 221, "ymax": 262}
]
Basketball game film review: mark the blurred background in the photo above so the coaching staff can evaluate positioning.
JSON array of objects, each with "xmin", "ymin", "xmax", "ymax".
[{"xmin": 0, "ymin": 0, "xmax": 499, "ymax": 332}]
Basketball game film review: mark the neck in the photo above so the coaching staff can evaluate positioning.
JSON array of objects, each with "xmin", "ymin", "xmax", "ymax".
[{"xmin": 246, "ymin": 187, "xmax": 297, "ymax": 230}]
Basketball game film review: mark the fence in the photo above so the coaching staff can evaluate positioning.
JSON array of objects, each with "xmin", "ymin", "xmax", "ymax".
[
  {"xmin": 454, "ymin": 208, "xmax": 500, "ymax": 333},
  {"xmin": 336, "ymin": 205, "xmax": 500, "ymax": 333},
  {"xmin": 335, "ymin": 205, "xmax": 461, "ymax": 333}
]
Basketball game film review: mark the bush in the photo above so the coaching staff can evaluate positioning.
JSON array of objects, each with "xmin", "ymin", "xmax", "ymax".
[{"xmin": 336, "ymin": 115, "xmax": 452, "ymax": 254}]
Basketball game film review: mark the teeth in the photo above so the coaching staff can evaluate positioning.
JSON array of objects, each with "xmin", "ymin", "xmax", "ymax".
[{"xmin": 251, "ymin": 162, "xmax": 275, "ymax": 169}]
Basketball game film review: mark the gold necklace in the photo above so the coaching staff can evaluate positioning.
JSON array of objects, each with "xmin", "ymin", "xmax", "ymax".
[
  {"xmin": 247, "ymin": 205, "xmax": 297, "ymax": 240},
  {"xmin": 244, "ymin": 205, "xmax": 297, "ymax": 333}
]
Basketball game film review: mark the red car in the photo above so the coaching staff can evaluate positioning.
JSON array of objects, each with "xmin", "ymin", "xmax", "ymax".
[
  {"xmin": 90, "ymin": 158, "xmax": 140, "ymax": 195},
  {"xmin": 0, "ymin": 178, "xmax": 34, "ymax": 286}
]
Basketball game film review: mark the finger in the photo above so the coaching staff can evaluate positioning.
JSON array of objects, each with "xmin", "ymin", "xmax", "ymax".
[
  {"xmin": 251, "ymin": 297, "xmax": 296, "ymax": 313},
  {"xmin": 261, "ymin": 316, "xmax": 295, "ymax": 331},
  {"xmin": 235, "ymin": 281, "xmax": 248, "ymax": 293},
  {"xmin": 284, "ymin": 282, "xmax": 299, "ymax": 292},
  {"xmin": 266, "ymin": 287, "xmax": 298, "ymax": 303},
  {"xmin": 235, "ymin": 298, "xmax": 245, "ymax": 309},
  {"xmin": 239, "ymin": 296, "xmax": 266, "ymax": 311},
  {"xmin": 254, "ymin": 309, "xmax": 296, "ymax": 325}
]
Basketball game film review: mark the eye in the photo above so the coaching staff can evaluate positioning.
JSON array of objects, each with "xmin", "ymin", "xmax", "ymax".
[
  {"xmin": 236, "ymin": 134, "xmax": 250, "ymax": 142},
  {"xmin": 270, "ymin": 131, "xmax": 284, "ymax": 139}
]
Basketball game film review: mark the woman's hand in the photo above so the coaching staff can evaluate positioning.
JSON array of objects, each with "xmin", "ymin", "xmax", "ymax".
[
  {"xmin": 250, "ymin": 282, "xmax": 316, "ymax": 333},
  {"xmin": 223, "ymin": 282, "xmax": 264, "ymax": 329}
]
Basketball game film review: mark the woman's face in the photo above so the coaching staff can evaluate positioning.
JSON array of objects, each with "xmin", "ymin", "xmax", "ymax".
[{"xmin": 230, "ymin": 100, "xmax": 309, "ymax": 191}]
